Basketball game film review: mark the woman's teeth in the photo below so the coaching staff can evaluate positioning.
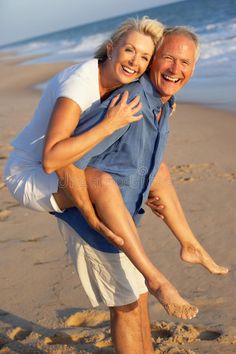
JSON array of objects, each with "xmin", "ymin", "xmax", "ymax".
[{"xmin": 122, "ymin": 66, "xmax": 135, "ymax": 74}]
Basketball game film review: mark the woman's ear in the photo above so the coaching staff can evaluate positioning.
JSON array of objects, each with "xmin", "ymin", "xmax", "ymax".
[{"xmin": 106, "ymin": 41, "xmax": 113, "ymax": 60}]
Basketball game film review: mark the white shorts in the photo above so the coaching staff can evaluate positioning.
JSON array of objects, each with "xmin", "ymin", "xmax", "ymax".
[
  {"xmin": 4, "ymin": 149, "xmax": 62, "ymax": 213},
  {"xmin": 58, "ymin": 219, "xmax": 148, "ymax": 307}
]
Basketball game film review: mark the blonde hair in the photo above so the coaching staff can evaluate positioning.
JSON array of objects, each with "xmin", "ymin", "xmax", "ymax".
[
  {"xmin": 157, "ymin": 26, "xmax": 200, "ymax": 61},
  {"xmin": 94, "ymin": 16, "xmax": 164, "ymax": 62}
]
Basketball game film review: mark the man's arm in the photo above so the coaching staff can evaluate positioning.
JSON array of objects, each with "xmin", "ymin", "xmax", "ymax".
[
  {"xmin": 146, "ymin": 163, "xmax": 195, "ymax": 242},
  {"xmin": 146, "ymin": 162, "xmax": 228, "ymax": 274}
]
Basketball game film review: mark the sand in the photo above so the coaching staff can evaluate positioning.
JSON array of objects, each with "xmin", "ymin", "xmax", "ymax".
[{"xmin": 0, "ymin": 52, "xmax": 236, "ymax": 353}]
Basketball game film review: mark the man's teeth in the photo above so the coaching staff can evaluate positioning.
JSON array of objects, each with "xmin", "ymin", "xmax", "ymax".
[
  {"xmin": 163, "ymin": 74, "xmax": 179, "ymax": 83},
  {"xmin": 122, "ymin": 66, "xmax": 135, "ymax": 74}
]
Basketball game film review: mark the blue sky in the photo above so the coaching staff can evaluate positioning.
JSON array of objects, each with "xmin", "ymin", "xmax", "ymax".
[{"xmin": 0, "ymin": 0, "xmax": 183, "ymax": 46}]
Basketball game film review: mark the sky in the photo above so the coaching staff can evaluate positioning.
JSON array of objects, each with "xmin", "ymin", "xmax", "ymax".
[{"xmin": 0, "ymin": 0, "xmax": 183, "ymax": 47}]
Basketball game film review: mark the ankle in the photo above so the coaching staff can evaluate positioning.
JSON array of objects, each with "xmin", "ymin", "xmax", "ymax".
[{"xmin": 145, "ymin": 274, "xmax": 170, "ymax": 293}]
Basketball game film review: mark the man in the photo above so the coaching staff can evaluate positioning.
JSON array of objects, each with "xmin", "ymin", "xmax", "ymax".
[{"xmin": 55, "ymin": 27, "xmax": 227, "ymax": 353}]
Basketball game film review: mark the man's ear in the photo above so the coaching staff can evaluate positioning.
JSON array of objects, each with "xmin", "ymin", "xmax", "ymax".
[
  {"xmin": 190, "ymin": 63, "xmax": 196, "ymax": 78},
  {"xmin": 106, "ymin": 41, "xmax": 113, "ymax": 59},
  {"xmin": 149, "ymin": 51, "xmax": 157, "ymax": 68}
]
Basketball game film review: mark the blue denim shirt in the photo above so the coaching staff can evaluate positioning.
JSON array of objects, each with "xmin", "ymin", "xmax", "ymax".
[{"xmin": 54, "ymin": 74, "xmax": 175, "ymax": 253}]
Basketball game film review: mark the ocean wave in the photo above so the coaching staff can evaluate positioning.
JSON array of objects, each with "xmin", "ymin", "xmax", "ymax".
[
  {"xmin": 1, "ymin": 0, "xmax": 235, "ymax": 111},
  {"xmin": 58, "ymin": 32, "xmax": 111, "ymax": 55},
  {"xmin": 18, "ymin": 31, "xmax": 111, "ymax": 64}
]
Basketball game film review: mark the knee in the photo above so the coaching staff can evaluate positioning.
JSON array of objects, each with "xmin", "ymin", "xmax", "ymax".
[
  {"xmin": 98, "ymin": 171, "xmax": 117, "ymax": 190},
  {"xmin": 150, "ymin": 163, "xmax": 170, "ymax": 192},
  {"xmin": 158, "ymin": 162, "xmax": 171, "ymax": 181},
  {"xmin": 88, "ymin": 169, "xmax": 119, "ymax": 195},
  {"xmin": 110, "ymin": 300, "xmax": 140, "ymax": 321}
]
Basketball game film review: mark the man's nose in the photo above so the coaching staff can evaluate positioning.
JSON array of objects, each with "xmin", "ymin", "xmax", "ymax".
[{"xmin": 169, "ymin": 60, "xmax": 179, "ymax": 74}]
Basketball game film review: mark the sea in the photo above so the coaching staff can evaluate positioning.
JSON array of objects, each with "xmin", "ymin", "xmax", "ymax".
[{"xmin": 1, "ymin": 0, "xmax": 236, "ymax": 112}]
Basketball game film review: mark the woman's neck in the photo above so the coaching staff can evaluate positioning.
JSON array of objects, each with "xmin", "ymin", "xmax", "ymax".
[{"xmin": 98, "ymin": 61, "xmax": 121, "ymax": 100}]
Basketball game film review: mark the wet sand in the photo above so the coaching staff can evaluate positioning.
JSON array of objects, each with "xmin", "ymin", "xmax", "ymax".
[{"xmin": 0, "ymin": 53, "xmax": 236, "ymax": 353}]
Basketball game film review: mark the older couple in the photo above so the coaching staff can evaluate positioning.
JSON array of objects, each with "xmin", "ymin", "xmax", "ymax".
[{"xmin": 4, "ymin": 18, "xmax": 227, "ymax": 353}]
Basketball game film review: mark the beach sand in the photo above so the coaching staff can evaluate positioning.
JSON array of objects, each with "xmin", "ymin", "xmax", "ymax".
[{"xmin": 0, "ymin": 53, "xmax": 236, "ymax": 353}]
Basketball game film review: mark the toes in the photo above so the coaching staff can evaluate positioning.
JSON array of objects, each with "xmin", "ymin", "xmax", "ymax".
[
  {"xmin": 213, "ymin": 266, "xmax": 229, "ymax": 274},
  {"xmin": 221, "ymin": 267, "xmax": 229, "ymax": 274},
  {"xmin": 182, "ymin": 305, "xmax": 198, "ymax": 320},
  {"xmin": 164, "ymin": 304, "xmax": 198, "ymax": 320}
]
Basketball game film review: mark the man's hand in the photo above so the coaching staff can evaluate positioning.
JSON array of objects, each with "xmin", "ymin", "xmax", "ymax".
[{"xmin": 145, "ymin": 196, "xmax": 165, "ymax": 219}]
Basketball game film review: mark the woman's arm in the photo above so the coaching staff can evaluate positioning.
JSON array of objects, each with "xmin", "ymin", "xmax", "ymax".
[{"xmin": 43, "ymin": 92, "xmax": 142, "ymax": 173}]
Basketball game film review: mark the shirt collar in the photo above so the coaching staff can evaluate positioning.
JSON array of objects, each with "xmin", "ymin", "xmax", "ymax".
[{"xmin": 140, "ymin": 73, "xmax": 175, "ymax": 111}]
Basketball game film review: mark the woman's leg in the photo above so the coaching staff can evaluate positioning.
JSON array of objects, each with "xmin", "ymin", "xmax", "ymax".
[
  {"xmin": 53, "ymin": 164, "xmax": 124, "ymax": 247},
  {"xmin": 85, "ymin": 167, "xmax": 198, "ymax": 320},
  {"xmin": 147, "ymin": 162, "xmax": 228, "ymax": 275}
]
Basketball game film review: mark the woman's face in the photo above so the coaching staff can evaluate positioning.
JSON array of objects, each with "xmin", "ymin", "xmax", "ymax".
[{"xmin": 107, "ymin": 30, "xmax": 155, "ymax": 85}]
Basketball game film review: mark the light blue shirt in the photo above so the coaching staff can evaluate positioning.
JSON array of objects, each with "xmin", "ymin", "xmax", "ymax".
[{"xmin": 54, "ymin": 74, "xmax": 175, "ymax": 253}]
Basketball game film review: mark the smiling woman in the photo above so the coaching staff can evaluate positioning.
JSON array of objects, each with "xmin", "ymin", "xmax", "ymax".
[
  {"xmin": 4, "ymin": 15, "xmax": 164, "ymax": 233},
  {"xmin": 93, "ymin": 31, "xmax": 154, "ymax": 100},
  {"xmin": 98, "ymin": 31, "xmax": 155, "ymax": 94}
]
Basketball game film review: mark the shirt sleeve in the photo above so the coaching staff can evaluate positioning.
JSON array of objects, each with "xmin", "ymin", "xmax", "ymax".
[
  {"xmin": 74, "ymin": 126, "xmax": 130, "ymax": 169},
  {"xmin": 73, "ymin": 80, "xmax": 144, "ymax": 169},
  {"xmin": 55, "ymin": 61, "xmax": 99, "ymax": 113}
]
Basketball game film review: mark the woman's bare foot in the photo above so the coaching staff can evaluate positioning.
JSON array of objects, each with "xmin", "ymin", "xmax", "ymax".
[
  {"xmin": 180, "ymin": 243, "xmax": 229, "ymax": 275},
  {"xmin": 147, "ymin": 280, "xmax": 198, "ymax": 320}
]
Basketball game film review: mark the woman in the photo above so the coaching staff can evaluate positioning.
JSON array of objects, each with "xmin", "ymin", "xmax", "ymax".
[
  {"xmin": 3, "ymin": 17, "xmax": 167, "ymax": 278},
  {"xmin": 4, "ymin": 17, "xmax": 163, "ymax": 238}
]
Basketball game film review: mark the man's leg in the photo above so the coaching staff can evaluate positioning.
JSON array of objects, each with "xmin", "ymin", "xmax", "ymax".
[
  {"xmin": 110, "ymin": 293, "xmax": 153, "ymax": 354},
  {"xmin": 139, "ymin": 292, "xmax": 154, "ymax": 353},
  {"xmin": 147, "ymin": 162, "xmax": 228, "ymax": 274},
  {"xmin": 58, "ymin": 218, "xmax": 154, "ymax": 353}
]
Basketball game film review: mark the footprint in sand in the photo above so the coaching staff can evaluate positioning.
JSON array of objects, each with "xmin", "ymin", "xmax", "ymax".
[
  {"xmin": 66, "ymin": 309, "xmax": 110, "ymax": 327},
  {"xmin": 0, "ymin": 209, "xmax": 11, "ymax": 221},
  {"xmin": 43, "ymin": 312, "xmax": 231, "ymax": 352},
  {"xmin": 151, "ymin": 321, "xmax": 224, "ymax": 350},
  {"xmin": 8, "ymin": 327, "xmax": 31, "ymax": 341},
  {"xmin": 45, "ymin": 310, "xmax": 111, "ymax": 347},
  {"xmin": 44, "ymin": 327, "xmax": 111, "ymax": 347},
  {"xmin": 170, "ymin": 163, "xmax": 236, "ymax": 183},
  {"xmin": 198, "ymin": 329, "xmax": 221, "ymax": 341},
  {"xmin": 152, "ymin": 322, "xmax": 199, "ymax": 345},
  {"xmin": 219, "ymin": 172, "xmax": 236, "ymax": 181}
]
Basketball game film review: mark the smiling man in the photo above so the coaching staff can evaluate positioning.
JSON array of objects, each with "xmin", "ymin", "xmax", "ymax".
[
  {"xmin": 150, "ymin": 27, "xmax": 198, "ymax": 103},
  {"xmin": 55, "ymin": 27, "xmax": 227, "ymax": 353}
]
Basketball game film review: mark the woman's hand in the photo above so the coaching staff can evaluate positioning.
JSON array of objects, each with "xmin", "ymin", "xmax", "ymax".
[{"xmin": 103, "ymin": 91, "xmax": 143, "ymax": 134}]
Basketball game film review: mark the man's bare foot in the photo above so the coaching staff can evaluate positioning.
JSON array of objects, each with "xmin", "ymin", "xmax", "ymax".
[
  {"xmin": 147, "ymin": 281, "xmax": 198, "ymax": 320},
  {"xmin": 180, "ymin": 243, "xmax": 229, "ymax": 275}
]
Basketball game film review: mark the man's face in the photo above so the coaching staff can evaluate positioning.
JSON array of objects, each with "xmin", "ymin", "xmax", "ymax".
[{"xmin": 150, "ymin": 34, "xmax": 197, "ymax": 103}]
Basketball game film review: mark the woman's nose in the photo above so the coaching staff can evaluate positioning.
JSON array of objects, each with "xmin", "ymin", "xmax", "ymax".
[{"xmin": 129, "ymin": 54, "xmax": 138, "ymax": 66}]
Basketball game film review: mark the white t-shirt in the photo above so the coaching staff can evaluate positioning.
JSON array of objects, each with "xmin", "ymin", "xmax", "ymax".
[{"xmin": 12, "ymin": 59, "xmax": 101, "ymax": 161}]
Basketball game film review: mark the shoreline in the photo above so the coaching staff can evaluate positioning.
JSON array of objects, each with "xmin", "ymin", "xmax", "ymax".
[
  {"xmin": 0, "ymin": 54, "xmax": 236, "ymax": 353},
  {"xmin": 2, "ymin": 49, "xmax": 236, "ymax": 115}
]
